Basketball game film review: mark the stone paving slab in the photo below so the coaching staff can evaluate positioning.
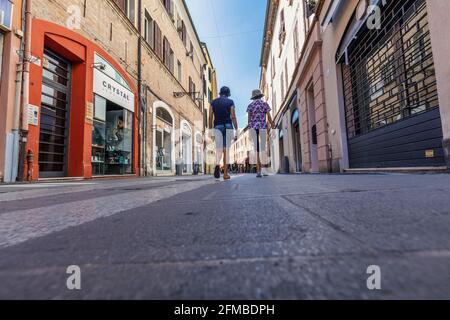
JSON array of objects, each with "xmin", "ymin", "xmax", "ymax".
[{"xmin": 0, "ymin": 174, "xmax": 449, "ymax": 299}]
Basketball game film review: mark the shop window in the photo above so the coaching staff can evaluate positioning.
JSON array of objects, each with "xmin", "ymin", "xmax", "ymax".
[
  {"xmin": 92, "ymin": 95, "xmax": 133, "ymax": 175},
  {"xmin": 155, "ymin": 107, "xmax": 173, "ymax": 172}
]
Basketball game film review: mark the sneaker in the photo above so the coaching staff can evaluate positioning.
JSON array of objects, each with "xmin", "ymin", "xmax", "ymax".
[
  {"xmin": 214, "ymin": 165, "xmax": 221, "ymax": 179},
  {"xmin": 256, "ymin": 172, "xmax": 263, "ymax": 178}
]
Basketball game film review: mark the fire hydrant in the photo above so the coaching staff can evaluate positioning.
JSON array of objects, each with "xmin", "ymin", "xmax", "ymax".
[{"xmin": 26, "ymin": 150, "xmax": 34, "ymax": 182}]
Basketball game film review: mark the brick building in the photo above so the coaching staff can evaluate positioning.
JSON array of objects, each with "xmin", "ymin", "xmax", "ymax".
[
  {"xmin": 261, "ymin": 0, "xmax": 450, "ymax": 173},
  {"xmin": 5, "ymin": 0, "xmax": 208, "ymax": 181}
]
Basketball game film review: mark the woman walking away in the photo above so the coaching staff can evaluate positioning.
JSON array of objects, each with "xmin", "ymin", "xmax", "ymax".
[
  {"xmin": 209, "ymin": 86, "xmax": 238, "ymax": 180},
  {"xmin": 247, "ymin": 89, "xmax": 275, "ymax": 178}
]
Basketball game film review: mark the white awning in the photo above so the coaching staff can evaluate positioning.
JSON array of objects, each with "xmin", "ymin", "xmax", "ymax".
[{"xmin": 321, "ymin": 0, "xmax": 345, "ymax": 31}]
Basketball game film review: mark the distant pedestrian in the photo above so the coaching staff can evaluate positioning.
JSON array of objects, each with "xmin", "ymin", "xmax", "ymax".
[
  {"xmin": 247, "ymin": 89, "xmax": 275, "ymax": 178},
  {"xmin": 209, "ymin": 86, "xmax": 238, "ymax": 180}
]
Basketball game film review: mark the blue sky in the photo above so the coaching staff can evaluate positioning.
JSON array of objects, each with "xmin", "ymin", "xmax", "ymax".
[{"xmin": 185, "ymin": 0, "xmax": 267, "ymax": 127}]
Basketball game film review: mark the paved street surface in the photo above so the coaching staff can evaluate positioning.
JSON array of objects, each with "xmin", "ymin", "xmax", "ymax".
[{"xmin": 0, "ymin": 173, "xmax": 450, "ymax": 299}]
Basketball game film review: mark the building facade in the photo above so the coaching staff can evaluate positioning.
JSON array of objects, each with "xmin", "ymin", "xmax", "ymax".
[
  {"xmin": 1, "ymin": 0, "xmax": 209, "ymax": 181},
  {"xmin": 143, "ymin": 0, "xmax": 206, "ymax": 177},
  {"xmin": 319, "ymin": 0, "xmax": 450, "ymax": 171},
  {"xmin": 0, "ymin": 0, "xmax": 23, "ymax": 182},
  {"xmin": 230, "ymin": 126, "xmax": 254, "ymax": 172},
  {"xmin": 201, "ymin": 42, "xmax": 217, "ymax": 175},
  {"xmin": 260, "ymin": 0, "xmax": 329, "ymax": 173},
  {"xmin": 261, "ymin": 0, "xmax": 450, "ymax": 174}
]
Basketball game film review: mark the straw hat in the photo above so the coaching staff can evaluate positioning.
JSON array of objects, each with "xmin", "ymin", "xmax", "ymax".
[{"xmin": 251, "ymin": 89, "xmax": 264, "ymax": 100}]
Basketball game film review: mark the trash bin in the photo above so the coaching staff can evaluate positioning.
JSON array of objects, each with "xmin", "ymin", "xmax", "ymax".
[{"xmin": 176, "ymin": 163, "xmax": 183, "ymax": 176}]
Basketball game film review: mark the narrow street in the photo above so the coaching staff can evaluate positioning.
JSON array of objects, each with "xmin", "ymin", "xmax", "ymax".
[{"xmin": 0, "ymin": 173, "xmax": 449, "ymax": 299}]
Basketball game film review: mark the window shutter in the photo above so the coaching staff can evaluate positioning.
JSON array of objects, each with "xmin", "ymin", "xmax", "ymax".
[
  {"xmin": 154, "ymin": 23, "xmax": 163, "ymax": 59},
  {"xmin": 116, "ymin": 0, "xmax": 126, "ymax": 12}
]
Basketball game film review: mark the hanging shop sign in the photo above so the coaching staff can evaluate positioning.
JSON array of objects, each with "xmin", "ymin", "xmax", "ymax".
[
  {"xmin": 93, "ymin": 53, "xmax": 135, "ymax": 113},
  {"xmin": 0, "ymin": 0, "xmax": 13, "ymax": 31}
]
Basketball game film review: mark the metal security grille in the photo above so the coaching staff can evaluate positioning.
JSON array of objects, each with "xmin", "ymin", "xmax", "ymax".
[
  {"xmin": 39, "ymin": 50, "xmax": 71, "ymax": 178},
  {"xmin": 343, "ymin": 0, "xmax": 438, "ymax": 139}
]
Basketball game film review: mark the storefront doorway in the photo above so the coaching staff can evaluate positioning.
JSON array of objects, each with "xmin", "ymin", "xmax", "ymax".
[
  {"xmin": 341, "ymin": 0, "xmax": 444, "ymax": 168},
  {"xmin": 92, "ymin": 95, "xmax": 133, "ymax": 175},
  {"xmin": 181, "ymin": 121, "xmax": 193, "ymax": 174},
  {"xmin": 155, "ymin": 107, "xmax": 174, "ymax": 173},
  {"xmin": 291, "ymin": 109, "xmax": 302, "ymax": 172},
  {"xmin": 279, "ymin": 128, "xmax": 285, "ymax": 173},
  {"xmin": 26, "ymin": 21, "xmax": 139, "ymax": 181},
  {"xmin": 91, "ymin": 53, "xmax": 135, "ymax": 176},
  {"xmin": 307, "ymin": 84, "xmax": 319, "ymax": 173},
  {"xmin": 39, "ymin": 50, "xmax": 71, "ymax": 178}
]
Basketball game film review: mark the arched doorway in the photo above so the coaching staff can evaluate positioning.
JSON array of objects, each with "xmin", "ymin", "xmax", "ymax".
[
  {"xmin": 291, "ymin": 109, "xmax": 302, "ymax": 172},
  {"xmin": 181, "ymin": 120, "xmax": 193, "ymax": 174},
  {"xmin": 153, "ymin": 102, "xmax": 175, "ymax": 174}
]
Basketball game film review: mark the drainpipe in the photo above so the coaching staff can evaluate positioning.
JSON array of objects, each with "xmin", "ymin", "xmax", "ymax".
[
  {"xmin": 137, "ymin": 0, "xmax": 143, "ymax": 176},
  {"xmin": 10, "ymin": 61, "xmax": 23, "ymax": 182},
  {"xmin": 9, "ymin": 0, "xmax": 26, "ymax": 182},
  {"xmin": 17, "ymin": 0, "xmax": 32, "ymax": 181}
]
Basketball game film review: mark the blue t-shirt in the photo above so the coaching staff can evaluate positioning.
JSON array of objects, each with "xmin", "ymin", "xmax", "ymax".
[{"xmin": 211, "ymin": 96, "xmax": 234, "ymax": 127}]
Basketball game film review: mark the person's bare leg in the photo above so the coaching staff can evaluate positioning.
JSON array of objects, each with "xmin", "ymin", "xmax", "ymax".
[
  {"xmin": 215, "ymin": 147, "xmax": 223, "ymax": 166},
  {"xmin": 223, "ymin": 148, "xmax": 230, "ymax": 180},
  {"xmin": 257, "ymin": 152, "xmax": 262, "ymax": 174},
  {"xmin": 213, "ymin": 137, "xmax": 223, "ymax": 179}
]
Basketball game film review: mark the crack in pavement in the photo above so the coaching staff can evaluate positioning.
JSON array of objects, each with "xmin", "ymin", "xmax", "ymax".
[{"xmin": 280, "ymin": 195, "xmax": 377, "ymax": 254}]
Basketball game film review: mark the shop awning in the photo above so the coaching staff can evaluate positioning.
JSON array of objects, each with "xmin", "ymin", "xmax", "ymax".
[{"xmin": 321, "ymin": 0, "xmax": 345, "ymax": 30}]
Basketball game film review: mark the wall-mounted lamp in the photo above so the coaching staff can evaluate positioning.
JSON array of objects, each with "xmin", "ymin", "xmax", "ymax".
[{"xmin": 92, "ymin": 62, "xmax": 106, "ymax": 71}]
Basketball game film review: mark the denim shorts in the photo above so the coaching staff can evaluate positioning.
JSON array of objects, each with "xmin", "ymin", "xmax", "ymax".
[{"xmin": 214, "ymin": 123, "xmax": 234, "ymax": 149}]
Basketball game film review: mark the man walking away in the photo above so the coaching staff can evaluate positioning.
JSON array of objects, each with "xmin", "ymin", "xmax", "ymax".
[
  {"xmin": 209, "ymin": 86, "xmax": 238, "ymax": 180},
  {"xmin": 247, "ymin": 89, "xmax": 275, "ymax": 178}
]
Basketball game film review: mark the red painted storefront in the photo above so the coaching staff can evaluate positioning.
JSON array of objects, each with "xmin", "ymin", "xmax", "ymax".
[{"xmin": 25, "ymin": 19, "xmax": 139, "ymax": 180}]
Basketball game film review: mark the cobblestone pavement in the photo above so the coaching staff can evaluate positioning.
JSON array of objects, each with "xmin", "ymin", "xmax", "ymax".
[{"xmin": 0, "ymin": 173, "xmax": 449, "ymax": 299}]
